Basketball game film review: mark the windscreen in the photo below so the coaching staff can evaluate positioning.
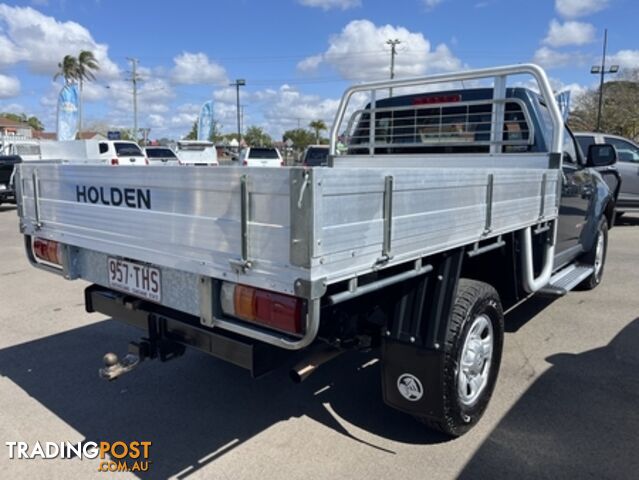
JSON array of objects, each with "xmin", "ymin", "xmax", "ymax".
[
  {"xmin": 114, "ymin": 142, "xmax": 143, "ymax": 156},
  {"xmin": 146, "ymin": 148, "xmax": 176, "ymax": 158},
  {"xmin": 248, "ymin": 148, "xmax": 279, "ymax": 159}
]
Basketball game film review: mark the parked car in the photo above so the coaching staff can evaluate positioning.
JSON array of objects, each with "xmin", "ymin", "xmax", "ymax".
[
  {"xmin": 144, "ymin": 146, "xmax": 179, "ymax": 166},
  {"xmin": 0, "ymin": 155, "xmax": 21, "ymax": 205},
  {"xmin": 175, "ymin": 140, "xmax": 218, "ymax": 166},
  {"xmin": 302, "ymin": 145, "xmax": 329, "ymax": 166},
  {"xmin": 575, "ymin": 132, "xmax": 638, "ymax": 214},
  {"xmin": 240, "ymin": 147, "xmax": 283, "ymax": 167},
  {"xmin": 98, "ymin": 141, "xmax": 148, "ymax": 166}
]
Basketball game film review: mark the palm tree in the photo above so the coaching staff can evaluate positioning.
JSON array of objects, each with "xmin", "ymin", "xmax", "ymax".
[
  {"xmin": 53, "ymin": 55, "xmax": 78, "ymax": 85},
  {"xmin": 76, "ymin": 51, "xmax": 100, "ymax": 136},
  {"xmin": 53, "ymin": 51, "xmax": 100, "ymax": 136},
  {"xmin": 309, "ymin": 120, "xmax": 327, "ymax": 143}
]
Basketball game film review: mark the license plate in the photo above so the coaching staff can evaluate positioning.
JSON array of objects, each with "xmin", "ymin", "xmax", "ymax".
[{"xmin": 107, "ymin": 257, "xmax": 161, "ymax": 302}]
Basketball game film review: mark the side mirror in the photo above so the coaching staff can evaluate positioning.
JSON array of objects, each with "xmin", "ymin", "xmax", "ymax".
[{"xmin": 587, "ymin": 143, "xmax": 617, "ymax": 167}]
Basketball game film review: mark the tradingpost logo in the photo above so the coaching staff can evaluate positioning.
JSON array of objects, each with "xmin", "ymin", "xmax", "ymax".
[{"xmin": 6, "ymin": 441, "xmax": 152, "ymax": 473}]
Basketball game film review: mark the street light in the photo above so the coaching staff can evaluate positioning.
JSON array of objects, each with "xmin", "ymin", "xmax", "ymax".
[
  {"xmin": 386, "ymin": 39, "xmax": 401, "ymax": 97},
  {"xmin": 230, "ymin": 79, "xmax": 246, "ymax": 150},
  {"xmin": 591, "ymin": 29, "xmax": 619, "ymax": 132}
]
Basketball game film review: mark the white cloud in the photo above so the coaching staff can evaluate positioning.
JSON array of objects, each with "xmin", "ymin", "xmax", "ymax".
[
  {"xmin": 543, "ymin": 19, "xmax": 595, "ymax": 47},
  {"xmin": 297, "ymin": 0, "xmax": 361, "ymax": 10},
  {"xmin": 171, "ymin": 52, "xmax": 227, "ymax": 85},
  {"xmin": 607, "ymin": 50, "xmax": 639, "ymax": 69},
  {"xmin": 555, "ymin": 0, "xmax": 610, "ymax": 18},
  {"xmin": 147, "ymin": 114, "xmax": 165, "ymax": 129},
  {"xmin": 519, "ymin": 76, "xmax": 589, "ymax": 106},
  {"xmin": 0, "ymin": 74, "xmax": 20, "ymax": 98},
  {"xmin": 533, "ymin": 46, "xmax": 577, "ymax": 69},
  {"xmin": 0, "ymin": 102, "xmax": 25, "ymax": 113},
  {"xmin": 297, "ymin": 54, "xmax": 323, "ymax": 72},
  {"xmin": 211, "ymin": 84, "xmax": 342, "ymax": 139},
  {"xmin": 422, "ymin": 0, "xmax": 443, "ymax": 9},
  {"xmin": 0, "ymin": 4, "xmax": 119, "ymax": 79},
  {"xmin": 297, "ymin": 19, "xmax": 462, "ymax": 81}
]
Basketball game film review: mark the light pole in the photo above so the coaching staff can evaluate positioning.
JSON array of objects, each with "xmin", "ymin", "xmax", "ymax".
[
  {"xmin": 591, "ymin": 29, "xmax": 619, "ymax": 132},
  {"xmin": 230, "ymin": 79, "xmax": 246, "ymax": 149},
  {"xmin": 386, "ymin": 39, "xmax": 401, "ymax": 97},
  {"xmin": 126, "ymin": 57, "xmax": 141, "ymax": 142}
]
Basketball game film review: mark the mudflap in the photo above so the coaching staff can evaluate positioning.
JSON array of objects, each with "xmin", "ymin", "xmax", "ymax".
[
  {"xmin": 379, "ymin": 248, "xmax": 464, "ymax": 421},
  {"xmin": 381, "ymin": 339, "xmax": 446, "ymax": 419}
]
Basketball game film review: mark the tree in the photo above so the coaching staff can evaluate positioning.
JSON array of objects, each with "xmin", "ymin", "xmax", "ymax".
[
  {"xmin": 243, "ymin": 126, "xmax": 272, "ymax": 147},
  {"xmin": 76, "ymin": 51, "xmax": 100, "ymax": 136},
  {"xmin": 309, "ymin": 119, "xmax": 327, "ymax": 143},
  {"xmin": 0, "ymin": 112, "xmax": 44, "ymax": 131},
  {"xmin": 53, "ymin": 55, "xmax": 78, "ymax": 85},
  {"xmin": 282, "ymin": 128, "xmax": 315, "ymax": 152},
  {"xmin": 184, "ymin": 121, "xmax": 197, "ymax": 140},
  {"xmin": 569, "ymin": 71, "xmax": 639, "ymax": 139},
  {"xmin": 27, "ymin": 116, "xmax": 44, "ymax": 131}
]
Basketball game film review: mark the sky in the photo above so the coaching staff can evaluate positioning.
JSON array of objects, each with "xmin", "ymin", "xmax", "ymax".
[{"xmin": 0, "ymin": 0, "xmax": 637, "ymax": 140}]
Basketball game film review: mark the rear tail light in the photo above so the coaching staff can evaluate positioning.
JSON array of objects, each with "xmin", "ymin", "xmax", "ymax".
[
  {"xmin": 111, "ymin": 158, "xmax": 119, "ymax": 165},
  {"xmin": 280, "ymin": 160, "xmax": 285, "ymax": 166},
  {"xmin": 220, "ymin": 282, "xmax": 305, "ymax": 335},
  {"xmin": 144, "ymin": 157, "xmax": 149, "ymax": 165},
  {"xmin": 33, "ymin": 237, "xmax": 62, "ymax": 266},
  {"xmin": 242, "ymin": 160, "xmax": 248, "ymax": 166}
]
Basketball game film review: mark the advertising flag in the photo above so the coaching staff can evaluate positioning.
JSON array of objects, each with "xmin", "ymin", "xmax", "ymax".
[
  {"xmin": 555, "ymin": 90, "xmax": 571, "ymax": 122},
  {"xmin": 57, "ymin": 84, "xmax": 79, "ymax": 141},
  {"xmin": 198, "ymin": 100, "xmax": 214, "ymax": 141}
]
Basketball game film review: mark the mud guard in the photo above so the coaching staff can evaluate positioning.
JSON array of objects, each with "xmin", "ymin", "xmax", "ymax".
[{"xmin": 380, "ymin": 248, "xmax": 464, "ymax": 420}]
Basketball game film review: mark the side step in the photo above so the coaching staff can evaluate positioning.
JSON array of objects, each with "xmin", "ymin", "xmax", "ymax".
[{"xmin": 537, "ymin": 263, "xmax": 594, "ymax": 296}]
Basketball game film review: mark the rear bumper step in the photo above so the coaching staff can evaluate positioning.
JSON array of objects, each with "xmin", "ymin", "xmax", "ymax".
[
  {"xmin": 537, "ymin": 263, "xmax": 594, "ymax": 296},
  {"xmin": 85, "ymin": 285, "xmax": 290, "ymax": 377}
]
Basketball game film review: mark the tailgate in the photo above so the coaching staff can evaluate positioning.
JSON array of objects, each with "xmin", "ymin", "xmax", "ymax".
[{"xmin": 16, "ymin": 164, "xmax": 308, "ymax": 296}]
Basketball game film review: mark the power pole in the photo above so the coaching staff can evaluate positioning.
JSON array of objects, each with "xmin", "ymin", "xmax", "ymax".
[
  {"xmin": 127, "ymin": 57, "xmax": 141, "ymax": 142},
  {"xmin": 230, "ymin": 79, "xmax": 246, "ymax": 148},
  {"xmin": 386, "ymin": 39, "xmax": 401, "ymax": 97},
  {"xmin": 591, "ymin": 29, "xmax": 619, "ymax": 132}
]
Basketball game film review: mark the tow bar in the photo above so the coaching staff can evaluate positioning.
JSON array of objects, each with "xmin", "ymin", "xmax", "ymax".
[{"xmin": 99, "ymin": 336, "xmax": 186, "ymax": 381}]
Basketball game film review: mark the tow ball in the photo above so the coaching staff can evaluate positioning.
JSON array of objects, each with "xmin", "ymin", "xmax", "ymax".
[
  {"xmin": 99, "ymin": 339, "xmax": 185, "ymax": 381},
  {"xmin": 99, "ymin": 351, "xmax": 140, "ymax": 381}
]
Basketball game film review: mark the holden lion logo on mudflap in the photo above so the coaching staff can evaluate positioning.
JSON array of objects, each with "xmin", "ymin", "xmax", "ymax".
[{"xmin": 397, "ymin": 373, "xmax": 423, "ymax": 401}]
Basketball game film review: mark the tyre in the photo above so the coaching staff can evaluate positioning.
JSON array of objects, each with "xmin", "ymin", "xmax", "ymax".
[
  {"xmin": 419, "ymin": 279, "xmax": 504, "ymax": 437},
  {"xmin": 577, "ymin": 218, "xmax": 608, "ymax": 290}
]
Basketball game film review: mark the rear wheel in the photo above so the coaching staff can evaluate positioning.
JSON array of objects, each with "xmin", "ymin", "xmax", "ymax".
[
  {"xmin": 418, "ymin": 279, "xmax": 504, "ymax": 437},
  {"xmin": 577, "ymin": 218, "xmax": 608, "ymax": 290}
]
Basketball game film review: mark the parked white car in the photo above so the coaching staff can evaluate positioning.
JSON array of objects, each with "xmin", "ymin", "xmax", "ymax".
[
  {"xmin": 175, "ymin": 141, "xmax": 218, "ymax": 166},
  {"xmin": 240, "ymin": 147, "xmax": 284, "ymax": 167},
  {"xmin": 144, "ymin": 146, "xmax": 179, "ymax": 166},
  {"xmin": 98, "ymin": 140, "xmax": 148, "ymax": 166}
]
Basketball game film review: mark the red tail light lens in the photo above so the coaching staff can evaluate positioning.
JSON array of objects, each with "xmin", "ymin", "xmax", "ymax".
[
  {"xmin": 242, "ymin": 160, "xmax": 248, "ymax": 166},
  {"xmin": 33, "ymin": 237, "xmax": 62, "ymax": 265},
  {"xmin": 220, "ymin": 282, "xmax": 304, "ymax": 335},
  {"xmin": 111, "ymin": 158, "xmax": 119, "ymax": 165},
  {"xmin": 144, "ymin": 157, "xmax": 149, "ymax": 165}
]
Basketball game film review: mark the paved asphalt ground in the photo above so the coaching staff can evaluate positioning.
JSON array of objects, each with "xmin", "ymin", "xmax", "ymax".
[{"xmin": 0, "ymin": 205, "xmax": 637, "ymax": 480}]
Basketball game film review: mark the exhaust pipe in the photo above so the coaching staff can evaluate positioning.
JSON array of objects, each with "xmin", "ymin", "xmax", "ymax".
[{"xmin": 290, "ymin": 346, "xmax": 343, "ymax": 383}]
